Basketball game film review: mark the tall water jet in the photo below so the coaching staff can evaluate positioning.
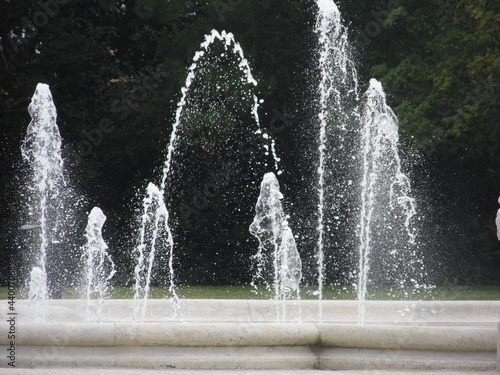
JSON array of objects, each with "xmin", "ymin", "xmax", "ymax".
[
  {"xmin": 21, "ymin": 83, "xmax": 64, "ymax": 300},
  {"xmin": 250, "ymin": 172, "xmax": 302, "ymax": 301},
  {"xmin": 81, "ymin": 207, "xmax": 115, "ymax": 321},
  {"xmin": 357, "ymin": 79, "xmax": 426, "ymax": 323},
  {"xmin": 315, "ymin": 0, "xmax": 359, "ymax": 305},
  {"xmin": 134, "ymin": 183, "xmax": 177, "ymax": 321},
  {"xmin": 136, "ymin": 29, "xmax": 276, "ymax": 291}
]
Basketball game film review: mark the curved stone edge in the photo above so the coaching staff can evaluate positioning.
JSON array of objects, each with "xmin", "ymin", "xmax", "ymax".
[
  {"xmin": 13, "ymin": 346, "xmax": 319, "ymax": 370},
  {"xmin": 319, "ymin": 324, "xmax": 496, "ymax": 351},
  {"xmin": 0, "ymin": 322, "xmax": 321, "ymax": 347},
  {"xmin": 3, "ymin": 299, "xmax": 499, "ymax": 323},
  {"xmin": 1, "ymin": 322, "xmax": 496, "ymax": 352},
  {"xmin": 320, "ymin": 348, "xmax": 497, "ymax": 372},
  {"xmin": 3, "ymin": 370, "xmax": 500, "ymax": 375},
  {"xmin": 114, "ymin": 323, "xmax": 320, "ymax": 347},
  {"xmin": 1, "ymin": 322, "xmax": 498, "ymax": 371}
]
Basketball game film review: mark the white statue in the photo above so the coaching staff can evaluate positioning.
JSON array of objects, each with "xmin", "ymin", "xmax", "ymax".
[{"xmin": 496, "ymin": 197, "xmax": 500, "ymax": 241}]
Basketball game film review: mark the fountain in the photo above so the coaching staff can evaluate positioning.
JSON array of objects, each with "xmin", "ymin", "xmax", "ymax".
[
  {"xmin": 133, "ymin": 182, "xmax": 177, "ymax": 322},
  {"xmin": 20, "ymin": 83, "xmax": 64, "ymax": 301},
  {"xmin": 27, "ymin": 267, "xmax": 46, "ymax": 301},
  {"xmin": 315, "ymin": 0, "xmax": 359, "ymax": 310},
  {"xmin": 357, "ymin": 78, "xmax": 429, "ymax": 323},
  {"xmin": 81, "ymin": 207, "xmax": 116, "ymax": 321},
  {"xmin": 132, "ymin": 29, "xmax": 278, "ymax": 317},
  {"xmin": 20, "ymin": 83, "xmax": 83, "ymax": 303},
  {"xmin": 250, "ymin": 172, "xmax": 302, "ymax": 301},
  {"xmin": 1, "ymin": 1, "xmax": 499, "ymax": 372},
  {"xmin": 159, "ymin": 28, "xmax": 278, "ymax": 199}
]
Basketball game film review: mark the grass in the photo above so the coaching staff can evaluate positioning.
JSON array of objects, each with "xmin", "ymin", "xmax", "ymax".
[{"xmin": 1, "ymin": 285, "xmax": 500, "ymax": 300}]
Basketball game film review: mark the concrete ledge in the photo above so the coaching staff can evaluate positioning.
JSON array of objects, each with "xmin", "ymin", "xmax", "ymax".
[
  {"xmin": 1, "ymin": 323, "xmax": 320, "ymax": 347},
  {"xmin": 3, "ymin": 299, "xmax": 499, "ymax": 324},
  {"xmin": 3, "ymin": 321, "xmax": 495, "ymax": 352},
  {"xmin": 7, "ymin": 369, "xmax": 500, "ymax": 375},
  {"xmin": 16, "ymin": 346, "xmax": 318, "ymax": 370},
  {"xmin": 319, "ymin": 324, "xmax": 496, "ymax": 351},
  {"xmin": 2, "ymin": 321, "xmax": 497, "ymax": 370},
  {"xmin": 1, "ymin": 300, "xmax": 499, "ymax": 371},
  {"xmin": 320, "ymin": 348, "xmax": 497, "ymax": 371},
  {"xmin": 14, "ymin": 345, "xmax": 495, "ymax": 371},
  {"xmin": 113, "ymin": 323, "xmax": 320, "ymax": 347}
]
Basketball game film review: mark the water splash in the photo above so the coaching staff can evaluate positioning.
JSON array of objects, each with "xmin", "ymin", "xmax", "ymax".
[
  {"xmin": 357, "ymin": 79, "xmax": 425, "ymax": 323},
  {"xmin": 134, "ymin": 29, "xmax": 279, "ymax": 316},
  {"xmin": 134, "ymin": 183, "xmax": 177, "ymax": 322},
  {"xmin": 315, "ymin": 0, "xmax": 359, "ymax": 310},
  {"xmin": 278, "ymin": 226, "xmax": 302, "ymax": 297},
  {"xmin": 21, "ymin": 83, "xmax": 64, "ymax": 300},
  {"xmin": 250, "ymin": 172, "xmax": 302, "ymax": 302},
  {"xmin": 161, "ymin": 29, "xmax": 279, "ymax": 195},
  {"xmin": 28, "ymin": 266, "xmax": 47, "ymax": 300},
  {"xmin": 27, "ymin": 266, "xmax": 47, "ymax": 322},
  {"xmin": 81, "ymin": 207, "xmax": 115, "ymax": 321}
]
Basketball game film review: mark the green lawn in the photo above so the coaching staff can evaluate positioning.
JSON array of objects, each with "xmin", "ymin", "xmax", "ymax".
[{"xmin": 1, "ymin": 285, "xmax": 499, "ymax": 300}]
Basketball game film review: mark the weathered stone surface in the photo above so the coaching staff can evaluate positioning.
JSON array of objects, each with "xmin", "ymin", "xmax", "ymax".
[{"xmin": 1, "ymin": 300, "xmax": 499, "ymax": 371}]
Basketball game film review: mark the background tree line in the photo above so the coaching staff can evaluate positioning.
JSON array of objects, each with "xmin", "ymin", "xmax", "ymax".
[{"xmin": 0, "ymin": 0, "xmax": 498, "ymax": 288}]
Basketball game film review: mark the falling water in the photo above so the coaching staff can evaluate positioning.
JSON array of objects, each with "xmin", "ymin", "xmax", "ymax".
[
  {"xmin": 160, "ymin": 29, "xmax": 278, "ymax": 195},
  {"xmin": 21, "ymin": 83, "xmax": 64, "ymax": 300},
  {"xmin": 82, "ymin": 207, "xmax": 116, "ymax": 321},
  {"xmin": 28, "ymin": 266, "xmax": 47, "ymax": 300},
  {"xmin": 357, "ymin": 79, "xmax": 423, "ymax": 323},
  {"xmin": 134, "ymin": 29, "xmax": 278, "ymax": 313},
  {"xmin": 249, "ymin": 172, "xmax": 302, "ymax": 302},
  {"xmin": 27, "ymin": 266, "xmax": 47, "ymax": 321},
  {"xmin": 315, "ymin": 0, "xmax": 359, "ymax": 309},
  {"xmin": 278, "ymin": 226, "xmax": 302, "ymax": 298},
  {"xmin": 133, "ymin": 182, "xmax": 177, "ymax": 321}
]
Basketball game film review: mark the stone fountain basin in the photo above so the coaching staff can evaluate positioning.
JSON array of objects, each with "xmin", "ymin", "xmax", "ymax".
[{"xmin": 1, "ymin": 299, "xmax": 499, "ymax": 371}]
